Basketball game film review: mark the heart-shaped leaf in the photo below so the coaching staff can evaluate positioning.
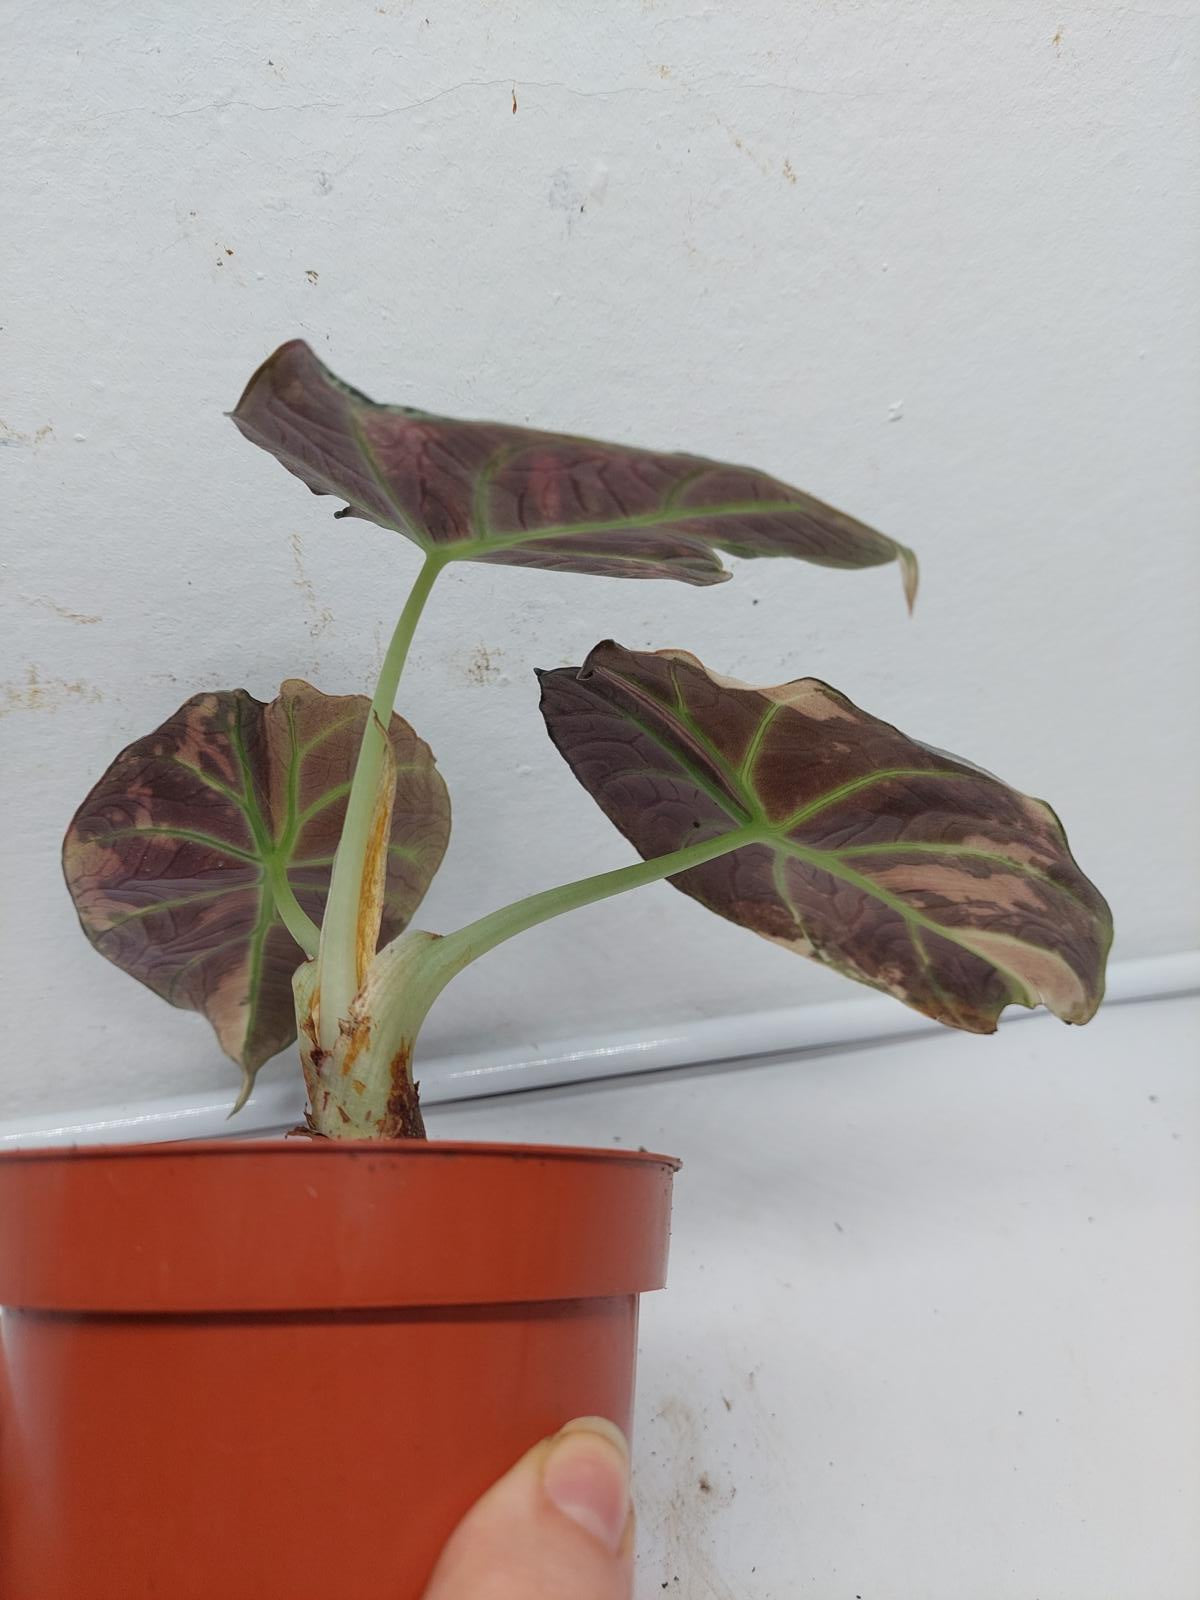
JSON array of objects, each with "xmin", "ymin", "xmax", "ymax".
[
  {"xmin": 63, "ymin": 680, "xmax": 449, "ymax": 1086},
  {"xmin": 231, "ymin": 341, "xmax": 917, "ymax": 603},
  {"xmin": 538, "ymin": 643, "xmax": 1111, "ymax": 1032}
]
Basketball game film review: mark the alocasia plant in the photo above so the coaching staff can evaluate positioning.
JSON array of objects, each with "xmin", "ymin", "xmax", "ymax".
[{"xmin": 64, "ymin": 342, "xmax": 1111, "ymax": 1138}]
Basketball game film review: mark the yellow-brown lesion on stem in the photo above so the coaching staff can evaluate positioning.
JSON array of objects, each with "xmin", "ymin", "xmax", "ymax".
[
  {"xmin": 292, "ymin": 958, "xmax": 428, "ymax": 1140},
  {"xmin": 380, "ymin": 1045, "xmax": 426, "ymax": 1139}
]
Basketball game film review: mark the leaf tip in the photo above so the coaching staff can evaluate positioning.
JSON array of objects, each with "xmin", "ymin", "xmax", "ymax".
[
  {"xmin": 230, "ymin": 339, "xmax": 315, "ymax": 421},
  {"xmin": 899, "ymin": 545, "xmax": 919, "ymax": 613},
  {"xmin": 228, "ymin": 1071, "xmax": 254, "ymax": 1118}
]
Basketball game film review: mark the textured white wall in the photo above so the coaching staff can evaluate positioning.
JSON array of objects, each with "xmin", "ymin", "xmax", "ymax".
[{"xmin": 3, "ymin": 1, "xmax": 1197, "ymax": 1117}]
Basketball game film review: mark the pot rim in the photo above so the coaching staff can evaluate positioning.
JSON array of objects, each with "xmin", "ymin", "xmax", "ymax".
[
  {"xmin": 0, "ymin": 1137, "xmax": 681, "ymax": 1170},
  {"xmin": 0, "ymin": 1138, "xmax": 681, "ymax": 1312}
]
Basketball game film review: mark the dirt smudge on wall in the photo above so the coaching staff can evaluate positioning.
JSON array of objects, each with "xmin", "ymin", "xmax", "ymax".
[
  {"xmin": 1, "ymin": 421, "xmax": 53, "ymax": 450},
  {"xmin": 289, "ymin": 533, "xmax": 334, "ymax": 640},
  {"xmin": 464, "ymin": 645, "xmax": 503, "ymax": 685},
  {"xmin": 21, "ymin": 595, "xmax": 102, "ymax": 625},
  {"xmin": 1, "ymin": 666, "xmax": 103, "ymax": 717}
]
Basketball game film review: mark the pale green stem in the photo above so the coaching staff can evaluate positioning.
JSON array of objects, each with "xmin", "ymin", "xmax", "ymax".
[
  {"xmin": 440, "ymin": 824, "xmax": 764, "ymax": 970},
  {"xmin": 267, "ymin": 861, "xmax": 320, "ymax": 959},
  {"xmin": 317, "ymin": 549, "xmax": 447, "ymax": 1046},
  {"xmin": 371, "ymin": 824, "xmax": 766, "ymax": 1053}
]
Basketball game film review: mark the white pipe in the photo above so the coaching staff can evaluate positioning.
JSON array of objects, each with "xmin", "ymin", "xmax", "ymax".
[{"xmin": 1, "ymin": 951, "xmax": 1195, "ymax": 1150}]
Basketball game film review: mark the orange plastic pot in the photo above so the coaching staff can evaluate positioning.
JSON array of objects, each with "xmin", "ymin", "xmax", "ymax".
[{"xmin": 0, "ymin": 1139, "xmax": 678, "ymax": 1599}]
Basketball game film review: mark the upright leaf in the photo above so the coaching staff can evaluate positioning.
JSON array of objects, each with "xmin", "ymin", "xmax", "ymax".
[
  {"xmin": 63, "ymin": 680, "xmax": 449, "ymax": 1084},
  {"xmin": 231, "ymin": 340, "xmax": 917, "ymax": 604},
  {"xmin": 539, "ymin": 643, "xmax": 1111, "ymax": 1032}
]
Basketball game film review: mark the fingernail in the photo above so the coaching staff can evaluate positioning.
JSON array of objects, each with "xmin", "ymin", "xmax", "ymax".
[{"xmin": 542, "ymin": 1416, "xmax": 631, "ymax": 1553}]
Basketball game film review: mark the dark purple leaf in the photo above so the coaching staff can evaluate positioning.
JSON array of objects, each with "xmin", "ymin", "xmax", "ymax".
[
  {"xmin": 539, "ymin": 643, "xmax": 1111, "ymax": 1032},
  {"xmin": 231, "ymin": 341, "xmax": 917, "ymax": 603},
  {"xmin": 63, "ymin": 680, "xmax": 449, "ymax": 1080}
]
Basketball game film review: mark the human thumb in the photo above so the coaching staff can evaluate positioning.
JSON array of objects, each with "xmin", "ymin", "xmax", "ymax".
[{"xmin": 421, "ymin": 1416, "xmax": 634, "ymax": 1600}]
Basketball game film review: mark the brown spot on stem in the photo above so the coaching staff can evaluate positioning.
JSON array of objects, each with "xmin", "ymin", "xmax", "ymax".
[
  {"xmin": 338, "ymin": 1021, "xmax": 371, "ymax": 1077},
  {"xmin": 380, "ymin": 1048, "xmax": 426, "ymax": 1139}
]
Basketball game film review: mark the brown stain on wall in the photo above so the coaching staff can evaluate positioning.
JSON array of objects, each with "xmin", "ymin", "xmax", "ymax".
[
  {"xmin": 1, "ymin": 420, "xmax": 53, "ymax": 450},
  {"xmin": 21, "ymin": 594, "xmax": 102, "ymax": 625},
  {"xmin": 1, "ymin": 666, "xmax": 103, "ymax": 717},
  {"xmin": 464, "ymin": 645, "xmax": 503, "ymax": 685},
  {"xmin": 289, "ymin": 533, "xmax": 334, "ymax": 639}
]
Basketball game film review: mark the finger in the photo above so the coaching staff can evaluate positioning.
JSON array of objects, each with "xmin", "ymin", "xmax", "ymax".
[{"xmin": 422, "ymin": 1416, "xmax": 634, "ymax": 1600}]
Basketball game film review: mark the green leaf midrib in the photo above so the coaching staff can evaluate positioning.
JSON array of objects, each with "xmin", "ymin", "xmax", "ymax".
[
  {"xmin": 166, "ymin": 755, "xmax": 246, "ymax": 811},
  {"xmin": 470, "ymin": 443, "xmax": 512, "ymax": 541},
  {"xmin": 282, "ymin": 696, "xmax": 302, "ymax": 848},
  {"xmin": 466, "ymin": 499, "xmax": 891, "ymax": 560},
  {"xmin": 297, "ymin": 712, "xmax": 361, "ymax": 762},
  {"xmin": 88, "ymin": 826, "xmax": 261, "ymax": 862},
  {"xmin": 262, "ymin": 359, "xmax": 902, "ymax": 577},
  {"xmin": 227, "ymin": 703, "xmax": 274, "ymax": 858},
  {"xmin": 640, "ymin": 717, "xmax": 1085, "ymax": 1009},
  {"xmin": 707, "ymin": 825, "xmax": 1077, "ymax": 1002},
  {"xmin": 347, "ymin": 404, "xmax": 430, "ymax": 548},
  {"xmin": 591, "ymin": 686, "xmax": 1078, "ymax": 989},
  {"xmin": 765, "ymin": 837, "xmax": 1049, "ymax": 1009},
  {"xmin": 94, "ymin": 883, "xmax": 249, "ymax": 938},
  {"xmin": 740, "ymin": 701, "xmax": 782, "ymax": 788},
  {"xmin": 292, "ymin": 781, "xmax": 352, "ymax": 834},
  {"xmin": 780, "ymin": 768, "xmax": 976, "ymax": 831},
  {"xmin": 227, "ymin": 697, "xmax": 281, "ymax": 1056},
  {"xmin": 336, "ymin": 418, "xmax": 899, "ymax": 571},
  {"xmin": 665, "ymin": 664, "xmax": 763, "ymax": 820}
]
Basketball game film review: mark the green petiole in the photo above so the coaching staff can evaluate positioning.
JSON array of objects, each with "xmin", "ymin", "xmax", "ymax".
[
  {"xmin": 366, "ymin": 823, "xmax": 767, "ymax": 1065},
  {"xmin": 435, "ymin": 823, "xmax": 765, "ymax": 976},
  {"xmin": 267, "ymin": 859, "xmax": 320, "ymax": 959},
  {"xmin": 316, "ymin": 548, "xmax": 448, "ymax": 1048}
]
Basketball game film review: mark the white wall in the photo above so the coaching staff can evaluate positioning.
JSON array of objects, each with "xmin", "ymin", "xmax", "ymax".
[{"xmin": 3, "ymin": 0, "xmax": 1197, "ymax": 1117}]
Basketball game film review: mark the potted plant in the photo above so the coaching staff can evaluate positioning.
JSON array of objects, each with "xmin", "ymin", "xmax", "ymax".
[{"xmin": 0, "ymin": 342, "xmax": 1111, "ymax": 1599}]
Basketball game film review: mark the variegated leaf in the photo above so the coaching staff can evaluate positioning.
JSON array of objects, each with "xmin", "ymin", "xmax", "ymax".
[
  {"xmin": 231, "ymin": 340, "xmax": 917, "ymax": 603},
  {"xmin": 538, "ymin": 643, "xmax": 1111, "ymax": 1032},
  {"xmin": 63, "ymin": 680, "xmax": 449, "ymax": 1081}
]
